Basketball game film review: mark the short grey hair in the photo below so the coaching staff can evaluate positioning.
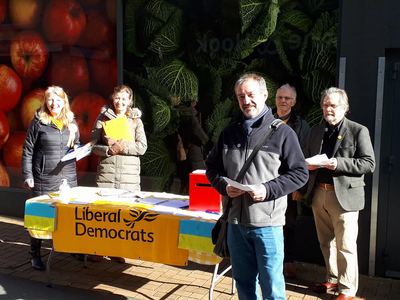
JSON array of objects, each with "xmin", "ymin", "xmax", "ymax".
[
  {"xmin": 277, "ymin": 84, "xmax": 297, "ymax": 99},
  {"xmin": 320, "ymin": 87, "xmax": 349, "ymax": 113},
  {"xmin": 235, "ymin": 73, "xmax": 267, "ymax": 96}
]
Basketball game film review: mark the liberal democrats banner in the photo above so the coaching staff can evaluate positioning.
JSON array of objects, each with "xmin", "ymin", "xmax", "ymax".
[{"xmin": 53, "ymin": 203, "xmax": 189, "ymax": 266}]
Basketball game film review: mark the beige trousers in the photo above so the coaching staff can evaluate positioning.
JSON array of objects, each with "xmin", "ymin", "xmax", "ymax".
[{"xmin": 311, "ymin": 186, "xmax": 359, "ymax": 297}]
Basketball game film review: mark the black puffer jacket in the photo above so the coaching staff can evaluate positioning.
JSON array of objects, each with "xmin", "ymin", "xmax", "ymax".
[{"xmin": 21, "ymin": 112, "xmax": 80, "ymax": 197}]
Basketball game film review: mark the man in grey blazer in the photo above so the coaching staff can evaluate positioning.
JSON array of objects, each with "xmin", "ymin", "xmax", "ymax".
[{"xmin": 301, "ymin": 87, "xmax": 375, "ymax": 300}]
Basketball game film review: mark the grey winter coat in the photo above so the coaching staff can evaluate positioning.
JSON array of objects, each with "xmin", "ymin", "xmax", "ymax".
[{"xmin": 90, "ymin": 105, "xmax": 147, "ymax": 191}]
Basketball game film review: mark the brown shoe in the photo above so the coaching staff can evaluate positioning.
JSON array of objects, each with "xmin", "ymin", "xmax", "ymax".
[
  {"xmin": 87, "ymin": 255, "xmax": 103, "ymax": 262},
  {"xmin": 334, "ymin": 294, "xmax": 354, "ymax": 300},
  {"xmin": 109, "ymin": 256, "xmax": 125, "ymax": 264},
  {"xmin": 283, "ymin": 262, "xmax": 296, "ymax": 279},
  {"xmin": 312, "ymin": 281, "xmax": 338, "ymax": 293}
]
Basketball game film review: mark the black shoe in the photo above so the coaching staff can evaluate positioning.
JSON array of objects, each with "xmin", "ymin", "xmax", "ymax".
[{"xmin": 31, "ymin": 256, "xmax": 44, "ymax": 271}]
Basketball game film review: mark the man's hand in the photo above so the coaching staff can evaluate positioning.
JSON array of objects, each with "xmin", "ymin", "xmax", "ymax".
[
  {"xmin": 307, "ymin": 163, "xmax": 319, "ymax": 171},
  {"xmin": 104, "ymin": 135, "xmax": 117, "ymax": 146},
  {"xmin": 24, "ymin": 179, "xmax": 34, "ymax": 188},
  {"xmin": 292, "ymin": 191, "xmax": 303, "ymax": 201},
  {"xmin": 109, "ymin": 139, "xmax": 126, "ymax": 155},
  {"xmin": 226, "ymin": 185, "xmax": 245, "ymax": 198},
  {"xmin": 248, "ymin": 184, "xmax": 267, "ymax": 202},
  {"xmin": 320, "ymin": 158, "xmax": 337, "ymax": 170}
]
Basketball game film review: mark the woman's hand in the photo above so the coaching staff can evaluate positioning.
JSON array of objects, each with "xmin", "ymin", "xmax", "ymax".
[
  {"xmin": 109, "ymin": 139, "xmax": 126, "ymax": 155},
  {"xmin": 104, "ymin": 135, "xmax": 117, "ymax": 146},
  {"xmin": 24, "ymin": 179, "xmax": 34, "ymax": 188}
]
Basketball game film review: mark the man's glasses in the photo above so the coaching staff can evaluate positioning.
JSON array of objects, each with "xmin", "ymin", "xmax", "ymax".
[
  {"xmin": 276, "ymin": 96, "xmax": 294, "ymax": 102},
  {"xmin": 322, "ymin": 104, "xmax": 341, "ymax": 109}
]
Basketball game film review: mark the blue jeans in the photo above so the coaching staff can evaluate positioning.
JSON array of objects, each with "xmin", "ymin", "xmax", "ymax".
[{"xmin": 228, "ymin": 223, "xmax": 285, "ymax": 300}]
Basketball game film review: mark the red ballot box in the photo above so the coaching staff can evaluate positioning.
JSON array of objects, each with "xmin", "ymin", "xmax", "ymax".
[{"xmin": 189, "ymin": 171, "xmax": 222, "ymax": 213}]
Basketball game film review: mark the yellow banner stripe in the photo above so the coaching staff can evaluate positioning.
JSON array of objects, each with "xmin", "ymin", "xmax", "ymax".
[
  {"xmin": 24, "ymin": 215, "xmax": 56, "ymax": 231},
  {"xmin": 178, "ymin": 233, "xmax": 214, "ymax": 254}
]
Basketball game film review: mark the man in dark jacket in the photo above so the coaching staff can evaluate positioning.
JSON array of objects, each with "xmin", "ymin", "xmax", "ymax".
[
  {"xmin": 273, "ymin": 84, "xmax": 310, "ymax": 279},
  {"xmin": 206, "ymin": 74, "xmax": 308, "ymax": 300}
]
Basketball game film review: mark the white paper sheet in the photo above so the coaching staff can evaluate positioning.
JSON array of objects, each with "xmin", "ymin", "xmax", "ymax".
[
  {"xmin": 223, "ymin": 177, "xmax": 254, "ymax": 192},
  {"xmin": 305, "ymin": 154, "xmax": 329, "ymax": 166},
  {"xmin": 160, "ymin": 200, "xmax": 189, "ymax": 209}
]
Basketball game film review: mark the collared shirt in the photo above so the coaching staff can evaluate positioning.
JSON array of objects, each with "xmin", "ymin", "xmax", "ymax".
[
  {"xmin": 316, "ymin": 119, "xmax": 344, "ymax": 184},
  {"xmin": 273, "ymin": 112, "xmax": 290, "ymax": 123}
]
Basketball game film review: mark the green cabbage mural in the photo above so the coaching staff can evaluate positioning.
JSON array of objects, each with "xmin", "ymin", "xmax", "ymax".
[{"xmin": 123, "ymin": 0, "xmax": 338, "ymax": 191}]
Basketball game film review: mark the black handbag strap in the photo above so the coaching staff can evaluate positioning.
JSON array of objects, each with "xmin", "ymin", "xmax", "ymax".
[{"xmin": 223, "ymin": 119, "xmax": 284, "ymax": 216}]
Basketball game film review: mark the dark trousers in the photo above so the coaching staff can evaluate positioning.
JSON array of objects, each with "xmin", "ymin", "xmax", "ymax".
[{"xmin": 283, "ymin": 194, "xmax": 297, "ymax": 263}]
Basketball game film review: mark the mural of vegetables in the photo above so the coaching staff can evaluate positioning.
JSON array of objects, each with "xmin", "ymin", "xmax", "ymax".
[{"xmin": 123, "ymin": 0, "xmax": 338, "ymax": 191}]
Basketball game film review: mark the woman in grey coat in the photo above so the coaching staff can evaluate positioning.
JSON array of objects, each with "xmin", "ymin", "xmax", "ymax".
[
  {"xmin": 91, "ymin": 85, "xmax": 147, "ymax": 191},
  {"xmin": 89, "ymin": 85, "xmax": 147, "ymax": 263}
]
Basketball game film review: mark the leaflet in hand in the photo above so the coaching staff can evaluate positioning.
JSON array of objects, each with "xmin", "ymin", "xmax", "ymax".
[
  {"xmin": 305, "ymin": 154, "xmax": 329, "ymax": 166},
  {"xmin": 61, "ymin": 141, "xmax": 95, "ymax": 162},
  {"xmin": 223, "ymin": 177, "xmax": 254, "ymax": 192},
  {"xmin": 102, "ymin": 115, "xmax": 135, "ymax": 141}
]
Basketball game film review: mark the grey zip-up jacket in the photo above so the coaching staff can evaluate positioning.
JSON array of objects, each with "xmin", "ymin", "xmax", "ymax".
[
  {"xmin": 90, "ymin": 105, "xmax": 147, "ymax": 191},
  {"xmin": 206, "ymin": 109, "xmax": 308, "ymax": 227}
]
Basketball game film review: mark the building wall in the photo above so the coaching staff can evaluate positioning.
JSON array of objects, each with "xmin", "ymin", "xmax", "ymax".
[{"xmin": 339, "ymin": 0, "xmax": 400, "ymax": 276}]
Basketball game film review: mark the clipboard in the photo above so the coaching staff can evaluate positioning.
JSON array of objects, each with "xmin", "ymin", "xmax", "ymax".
[
  {"xmin": 101, "ymin": 115, "xmax": 135, "ymax": 141},
  {"xmin": 61, "ymin": 140, "xmax": 95, "ymax": 162}
]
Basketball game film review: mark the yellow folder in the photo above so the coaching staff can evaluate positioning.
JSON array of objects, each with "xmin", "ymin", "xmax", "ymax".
[{"xmin": 102, "ymin": 115, "xmax": 135, "ymax": 141}]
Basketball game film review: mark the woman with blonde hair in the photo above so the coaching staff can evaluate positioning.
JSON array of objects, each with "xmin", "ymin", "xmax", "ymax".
[{"xmin": 22, "ymin": 86, "xmax": 80, "ymax": 270}]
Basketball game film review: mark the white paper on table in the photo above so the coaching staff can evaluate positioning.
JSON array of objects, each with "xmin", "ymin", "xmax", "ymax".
[
  {"xmin": 223, "ymin": 177, "xmax": 254, "ymax": 192},
  {"xmin": 191, "ymin": 169, "xmax": 206, "ymax": 174},
  {"xmin": 136, "ymin": 197, "xmax": 169, "ymax": 205},
  {"xmin": 194, "ymin": 211, "xmax": 221, "ymax": 220},
  {"xmin": 173, "ymin": 210, "xmax": 205, "ymax": 218},
  {"xmin": 68, "ymin": 197, "xmax": 97, "ymax": 205},
  {"xmin": 147, "ymin": 206, "xmax": 178, "ymax": 214},
  {"xmin": 61, "ymin": 141, "xmax": 95, "ymax": 162},
  {"xmin": 305, "ymin": 154, "xmax": 329, "ymax": 166},
  {"xmin": 160, "ymin": 200, "xmax": 189, "ymax": 209}
]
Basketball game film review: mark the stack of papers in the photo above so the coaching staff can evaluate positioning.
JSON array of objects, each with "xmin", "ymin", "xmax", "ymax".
[{"xmin": 305, "ymin": 154, "xmax": 329, "ymax": 166}]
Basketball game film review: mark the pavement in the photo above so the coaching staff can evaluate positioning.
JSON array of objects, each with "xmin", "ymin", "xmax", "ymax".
[{"xmin": 1, "ymin": 215, "xmax": 399, "ymax": 300}]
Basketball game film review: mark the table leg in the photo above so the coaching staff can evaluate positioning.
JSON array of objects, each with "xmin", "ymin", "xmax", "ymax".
[
  {"xmin": 209, "ymin": 262, "xmax": 235, "ymax": 300},
  {"xmin": 46, "ymin": 246, "xmax": 55, "ymax": 287}
]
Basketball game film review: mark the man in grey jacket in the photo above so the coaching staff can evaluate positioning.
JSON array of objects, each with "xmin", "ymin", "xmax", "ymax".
[
  {"xmin": 305, "ymin": 87, "xmax": 375, "ymax": 300},
  {"xmin": 206, "ymin": 73, "xmax": 308, "ymax": 300}
]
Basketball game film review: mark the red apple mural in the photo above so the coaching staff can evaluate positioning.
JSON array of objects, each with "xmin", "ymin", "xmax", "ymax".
[
  {"xmin": 0, "ymin": 109, "xmax": 10, "ymax": 149},
  {"xmin": 9, "ymin": 0, "xmax": 44, "ymax": 29},
  {"xmin": 78, "ymin": 0, "xmax": 100, "ymax": 6},
  {"xmin": 6, "ymin": 103, "xmax": 25, "ymax": 132},
  {"xmin": 0, "ymin": 0, "xmax": 6, "ymax": 25},
  {"xmin": 47, "ymin": 47, "xmax": 89, "ymax": 97},
  {"xmin": 20, "ymin": 88, "xmax": 46, "ymax": 130},
  {"xmin": 2, "ymin": 131, "xmax": 26, "ymax": 176},
  {"xmin": 89, "ymin": 44, "xmax": 117, "ymax": 98},
  {"xmin": 76, "ymin": 155, "xmax": 89, "ymax": 180},
  {"xmin": 89, "ymin": 152, "xmax": 99, "ymax": 172},
  {"xmin": 0, "ymin": 27, "xmax": 19, "ymax": 65},
  {"xmin": 106, "ymin": 0, "xmax": 117, "ymax": 26},
  {"xmin": 70, "ymin": 92, "xmax": 107, "ymax": 143},
  {"xmin": 0, "ymin": 65, "xmax": 22, "ymax": 113},
  {"xmin": 0, "ymin": 162, "xmax": 10, "ymax": 187},
  {"xmin": 43, "ymin": 0, "xmax": 86, "ymax": 46},
  {"xmin": 10, "ymin": 30, "xmax": 49, "ymax": 80},
  {"xmin": 77, "ymin": 10, "xmax": 115, "ymax": 48}
]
